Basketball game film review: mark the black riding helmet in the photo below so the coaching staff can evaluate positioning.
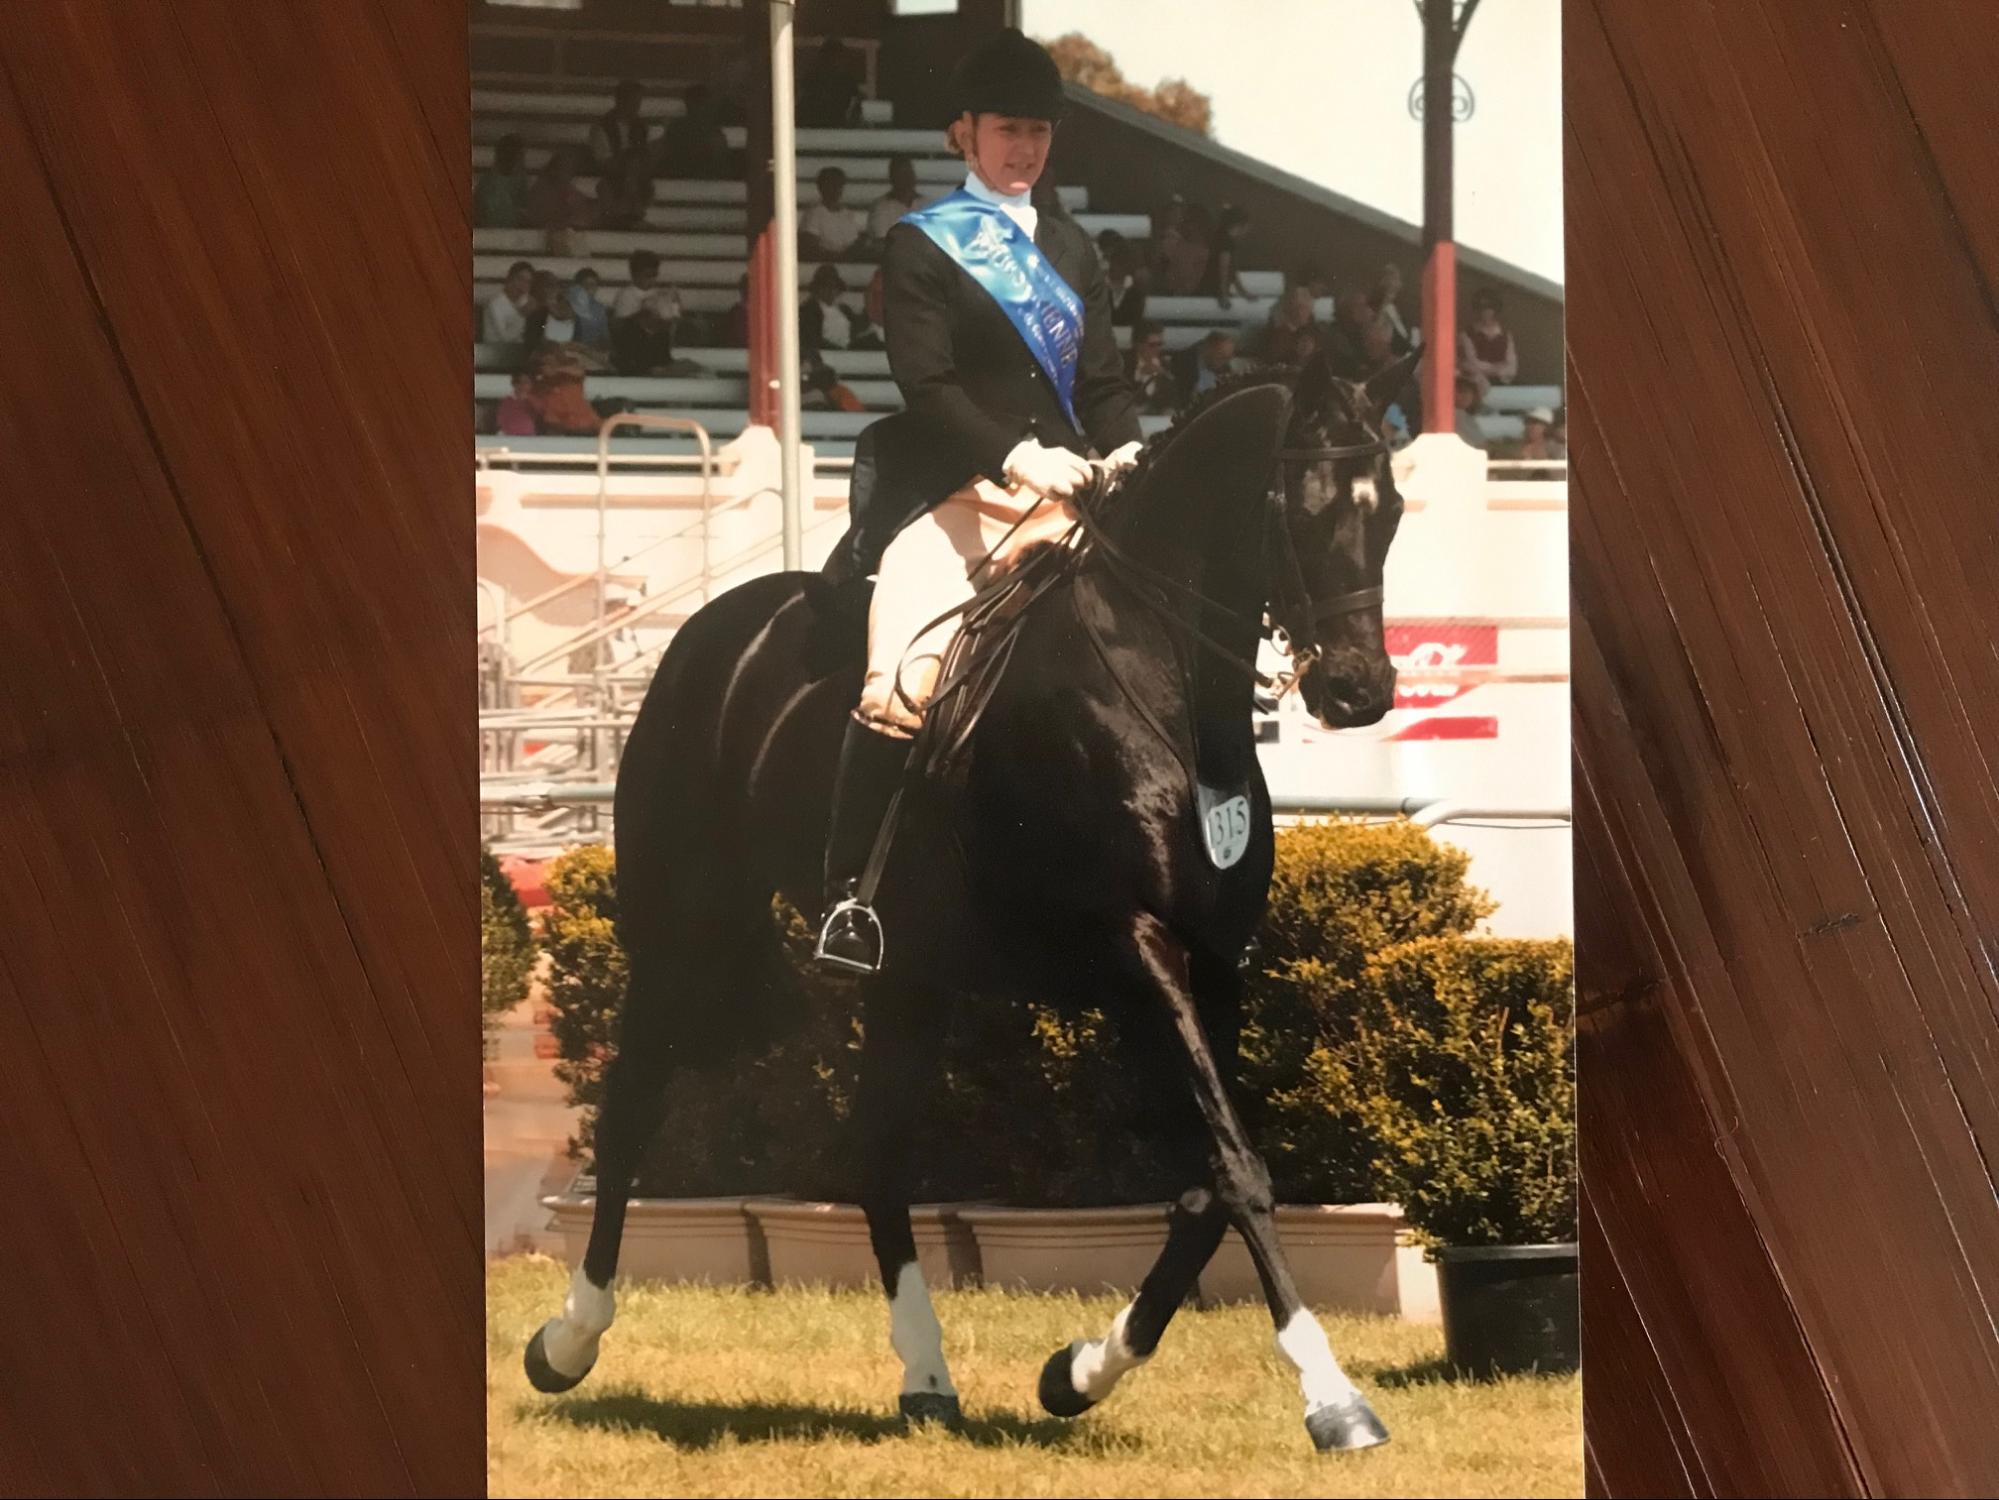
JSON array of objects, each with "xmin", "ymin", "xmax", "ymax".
[{"xmin": 948, "ymin": 28, "xmax": 1067, "ymax": 122}]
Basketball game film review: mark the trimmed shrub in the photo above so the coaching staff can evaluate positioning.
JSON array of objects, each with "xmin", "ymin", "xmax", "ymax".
[
  {"xmin": 480, "ymin": 848, "xmax": 535, "ymax": 1061},
  {"xmin": 533, "ymin": 821, "xmax": 1550, "ymax": 1220},
  {"xmin": 539, "ymin": 844, "xmax": 626, "ymax": 1161},
  {"xmin": 1243, "ymin": 819, "xmax": 1498, "ymax": 1204},
  {"xmin": 1317, "ymin": 935, "xmax": 1576, "ymax": 1247}
]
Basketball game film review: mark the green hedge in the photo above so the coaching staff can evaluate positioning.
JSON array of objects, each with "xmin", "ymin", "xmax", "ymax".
[
  {"xmin": 480, "ymin": 848, "xmax": 536, "ymax": 1061},
  {"xmin": 532, "ymin": 820, "xmax": 1573, "ymax": 1226},
  {"xmin": 1321, "ymin": 936, "xmax": 1577, "ymax": 1246},
  {"xmin": 1246, "ymin": 819, "xmax": 1498, "ymax": 1204}
]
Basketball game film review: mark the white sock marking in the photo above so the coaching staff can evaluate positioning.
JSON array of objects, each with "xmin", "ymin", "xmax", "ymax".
[
  {"xmin": 1069, "ymin": 1301, "xmax": 1149, "ymax": 1401},
  {"xmin": 539, "ymin": 1266, "xmax": 615, "ymax": 1378},
  {"xmin": 888, "ymin": 1261, "xmax": 956, "ymax": 1397},
  {"xmin": 1276, "ymin": 1307, "xmax": 1358, "ymax": 1414}
]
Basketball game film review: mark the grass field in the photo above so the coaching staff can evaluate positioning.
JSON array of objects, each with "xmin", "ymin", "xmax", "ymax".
[{"xmin": 488, "ymin": 1255, "xmax": 1581, "ymax": 1498}]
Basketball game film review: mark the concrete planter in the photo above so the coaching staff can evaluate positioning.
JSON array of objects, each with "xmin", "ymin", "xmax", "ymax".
[
  {"xmin": 544, "ymin": 1193, "xmax": 767, "ymax": 1286},
  {"xmin": 746, "ymin": 1199, "xmax": 983, "ymax": 1290},
  {"xmin": 1197, "ymin": 1203, "xmax": 1414, "ymax": 1315},
  {"xmin": 958, "ymin": 1204, "xmax": 1174, "ymax": 1296}
]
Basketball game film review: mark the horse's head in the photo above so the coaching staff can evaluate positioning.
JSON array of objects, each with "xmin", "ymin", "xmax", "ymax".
[{"xmin": 1269, "ymin": 350, "xmax": 1417, "ymax": 729}]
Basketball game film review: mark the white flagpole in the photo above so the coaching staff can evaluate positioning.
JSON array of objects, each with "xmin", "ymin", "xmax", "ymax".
[{"xmin": 771, "ymin": 1, "xmax": 804, "ymax": 569}]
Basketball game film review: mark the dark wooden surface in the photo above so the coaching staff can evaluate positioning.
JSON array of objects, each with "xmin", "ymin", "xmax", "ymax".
[
  {"xmin": 1571, "ymin": 0, "xmax": 1999, "ymax": 1493},
  {"xmin": 2, "ymin": 0, "xmax": 1995, "ymax": 1494},
  {"xmin": 0, "ymin": 4, "xmax": 480, "ymax": 1496}
]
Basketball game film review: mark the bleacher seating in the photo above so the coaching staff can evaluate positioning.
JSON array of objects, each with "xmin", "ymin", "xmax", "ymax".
[
  {"xmin": 470, "ymin": 88, "xmax": 895, "ymax": 126},
  {"xmin": 471, "ymin": 79, "xmax": 1557, "ymax": 467}
]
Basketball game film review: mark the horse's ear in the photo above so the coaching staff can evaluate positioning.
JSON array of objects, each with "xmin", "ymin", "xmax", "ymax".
[{"xmin": 1361, "ymin": 348, "xmax": 1422, "ymax": 416}]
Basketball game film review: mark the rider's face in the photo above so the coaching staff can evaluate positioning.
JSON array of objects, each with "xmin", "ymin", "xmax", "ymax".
[{"xmin": 963, "ymin": 113, "xmax": 1053, "ymax": 197}]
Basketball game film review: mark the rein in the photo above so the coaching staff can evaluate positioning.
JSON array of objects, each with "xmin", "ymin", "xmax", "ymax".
[{"xmin": 885, "ymin": 425, "xmax": 1393, "ymax": 776}]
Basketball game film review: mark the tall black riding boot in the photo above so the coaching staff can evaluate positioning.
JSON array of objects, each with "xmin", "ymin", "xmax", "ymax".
[{"xmin": 813, "ymin": 714, "xmax": 914, "ymax": 975}]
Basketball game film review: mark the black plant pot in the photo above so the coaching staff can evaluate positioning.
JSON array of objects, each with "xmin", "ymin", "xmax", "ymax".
[{"xmin": 1435, "ymin": 1242, "xmax": 1580, "ymax": 1377}]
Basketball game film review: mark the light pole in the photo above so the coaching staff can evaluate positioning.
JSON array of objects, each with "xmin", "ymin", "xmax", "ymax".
[{"xmin": 1416, "ymin": 0, "xmax": 1480, "ymax": 432}]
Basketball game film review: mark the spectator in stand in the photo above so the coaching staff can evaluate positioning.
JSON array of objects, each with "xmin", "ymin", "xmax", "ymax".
[
  {"xmin": 800, "ymin": 262, "xmax": 878, "ymax": 352},
  {"xmin": 802, "ymin": 166, "xmax": 867, "ymax": 259},
  {"xmin": 1365, "ymin": 322, "xmax": 1399, "ymax": 372},
  {"xmin": 473, "ymin": 134, "xmax": 531, "ymax": 229},
  {"xmin": 611, "ymin": 292, "xmax": 680, "ymax": 377},
  {"xmin": 801, "ymin": 355, "xmax": 866, "ymax": 413},
  {"xmin": 1549, "ymin": 407, "xmax": 1568, "ymax": 456},
  {"xmin": 527, "ymin": 146, "xmax": 595, "ymax": 250},
  {"xmin": 524, "ymin": 271, "xmax": 578, "ymax": 352},
  {"xmin": 1097, "ymin": 231, "xmax": 1148, "ymax": 326},
  {"xmin": 1248, "ymin": 284, "xmax": 1320, "ymax": 367},
  {"xmin": 798, "ymin": 37, "xmax": 864, "ymax": 127},
  {"xmin": 1125, "ymin": 318, "xmax": 1175, "ymax": 414},
  {"xmin": 1164, "ymin": 203, "xmax": 1212, "ymax": 296},
  {"xmin": 566, "ymin": 268, "xmax": 612, "ymax": 352},
  {"xmin": 589, "ymin": 79, "xmax": 652, "ymax": 172},
  {"xmin": 718, "ymin": 273, "xmax": 750, "ymax": 348},
  {"xmin": 1451, "ymin": 370, "xmax": 1489, "ymax": 452},
  {"xmin": 610, "ymin": 249, "xmax": 678, "ymax": 326},
  {"xmin": 594, "ymin": 153, "xmax": 656, "ymax": 231},
  {"xmin": 866, "ymin": 154, "xmax": 930, "ymax": 244},
  {"xmin": 1371, "ymin": 262, "xmax": 1414, "ymax": 355},
  {"xmin": 495, "ymin": 371, "xmax": 539, "ymax": 436},
  {"xmin": 1322, "ymin": 291, "xmax": 1383, "ymax": 380},
  {"xmin": 525, "ymin": 345, "xmax": 602, "ymax": 436},
  {"xmin": 1172, "ymin": 328, "xmax": 1238, "ymax": 408},
  {"xmin": 481, "ymin": 260, "xmax": 535, "ymax": 345},
  {"xmin": 1459, "ymin": 287, "xmax": 1519, "ymax": 396},
  {"xmin": 659, "ymin": 83, "xmax": 732, "ymax": 179},
  {"xmin": 1200, "ymin": 204, "xmax": 1256, "ymax": 310},
  {"xmin": 1293, "ymin": 261, "xmax": 1333, "ymax": 302},
  {"xmin": 610, "ymin": 250, "xmax": 682, "ymax": 375},
  {"xmin": 1291, "ymin": 322, "xmax": 1323, "ymax": 370},
  {"xmin": 1519, "ymin": 405, "xmax": 1564, "ymax": 461}
]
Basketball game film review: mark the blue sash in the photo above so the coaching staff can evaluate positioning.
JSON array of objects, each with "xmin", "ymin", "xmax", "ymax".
[{"xmin": 902, "ymin": 189, "xmax": 1083, "ymax": 427}]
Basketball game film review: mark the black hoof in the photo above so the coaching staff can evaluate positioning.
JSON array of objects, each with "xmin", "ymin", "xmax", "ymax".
[
  {"xmin": 1037, "ymin": 1343, "xmax": 1099, "ymax": 1419},
  {"xmin": 898, "ymin": 1391, "xmax": 964, "ymax": 1429},
  {"xmin": 523, "ymin": 1326, "xmax": 593, "ymax": 1394},
  {"xmin": 1305, "ymin": 1392, "xmax": 1390, "ymax": 1453}
]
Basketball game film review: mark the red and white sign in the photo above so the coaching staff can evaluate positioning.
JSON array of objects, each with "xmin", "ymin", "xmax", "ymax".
[{"xmin": 1385, "ymin": 622, "xmax": 1499, "ymax": 741}]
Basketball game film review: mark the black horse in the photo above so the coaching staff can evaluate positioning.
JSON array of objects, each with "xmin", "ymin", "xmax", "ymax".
[{"xmin": 523, "ymin": 353, "xmax": 1416, "ymax": 1454}]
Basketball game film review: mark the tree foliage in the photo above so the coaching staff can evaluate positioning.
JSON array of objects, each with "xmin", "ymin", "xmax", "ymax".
[{"xmin": 1040, "ymin": 32, "xmax": 1214, "ymax": 136}]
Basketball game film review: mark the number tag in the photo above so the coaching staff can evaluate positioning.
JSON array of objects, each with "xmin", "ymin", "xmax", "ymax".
[{"xmin": 1196, "ymin": 785, "xmax": 1253, "ymax": 870}]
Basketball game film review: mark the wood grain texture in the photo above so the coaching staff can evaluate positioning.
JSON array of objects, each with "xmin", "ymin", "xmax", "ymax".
[
  {"xmin": 0, "ymin": 3, "xmax": 478, "ymax": 1496},
  {"xmin": 1571, "ymin": 0, "xmax": 1999, "ymax": 1492}
]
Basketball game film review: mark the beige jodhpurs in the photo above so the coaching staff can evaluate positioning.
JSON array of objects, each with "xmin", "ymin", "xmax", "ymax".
[{"xmin": 856, "ymin": 476, "xmax": 1080, "ymax": 735}]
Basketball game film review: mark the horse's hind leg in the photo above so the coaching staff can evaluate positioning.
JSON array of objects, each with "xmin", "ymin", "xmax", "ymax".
[
  {"xmin": 1135, "ymin": 921, "xmax": 1387, "ymax": 1453},
  {"xmin": 855, "ymin": 981, "xmax": 960, "ymax": 1426},
  {"xmin": 523, "ymin": 947, "xmax": 679, "ymax": 1394}
]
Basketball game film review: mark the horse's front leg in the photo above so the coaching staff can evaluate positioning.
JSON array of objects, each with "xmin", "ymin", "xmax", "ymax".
[
  {"xmin": 1140, "ymin": 917, "xmax": 1389, "ymax": 1453},
  {"xmin": 854, "ymin": 979, "xmax": 961, "ymax": 1427},
  {"xmin": 1039, "ymin": 1156, "xmax": 1230, "ymax": 1416}
]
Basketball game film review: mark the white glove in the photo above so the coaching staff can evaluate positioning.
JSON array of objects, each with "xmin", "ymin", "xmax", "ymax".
[
  {"xmin": 1102, "ymin": 440, "xmax": 1144, "ymax": 473},
  {"xmin": 1004, "ymin": 439, "xmax": 1094, "ymax": 499}
]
